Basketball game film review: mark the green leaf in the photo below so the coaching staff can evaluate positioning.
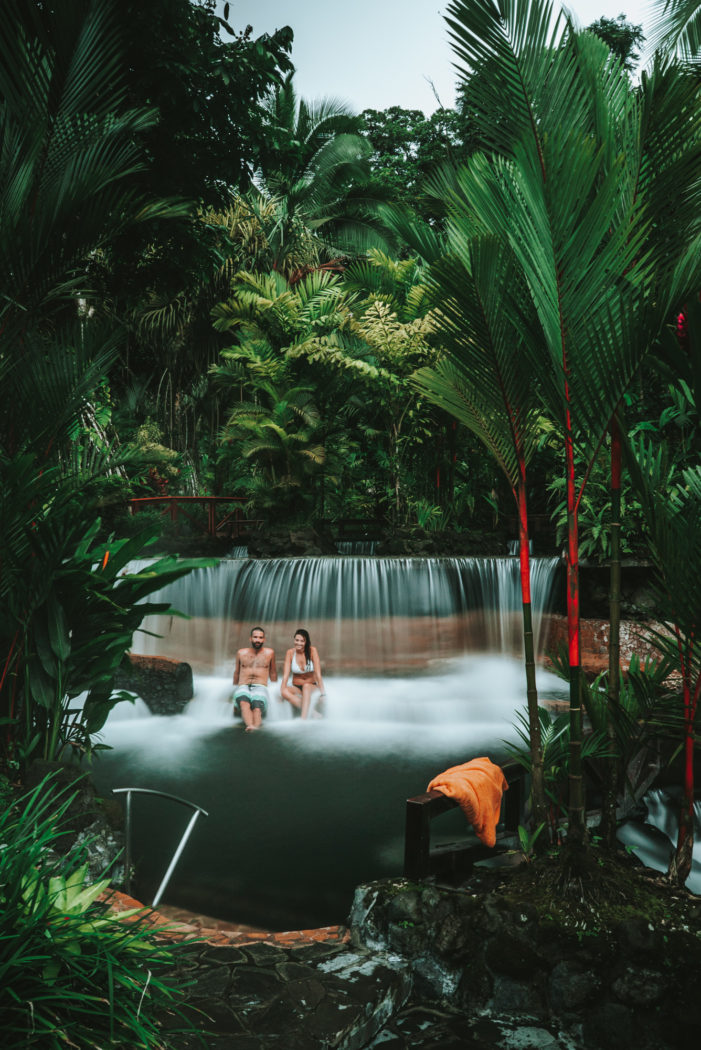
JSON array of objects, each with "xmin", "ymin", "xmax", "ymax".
[
  {"xmin": 27, "ymin": 654, "xmax": 58, "ymax": 710},
  {"xmin": 32, "ymin": 614, "xmax": 59, "ymax": 680},
  {"xmin": 47, "ymin": 594, "xmax": 71, "ymax": 661}
]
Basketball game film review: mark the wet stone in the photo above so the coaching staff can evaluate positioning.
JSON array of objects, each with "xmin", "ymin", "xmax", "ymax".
[
  {"xmin": 583, "ymin": 1002, "xmax": 636, "ymax": 1050},
  {"xmin": 500, "ymin": 1026, "xmax": 562, "ymax": 1049},
  {"xmin": 432, "ymin": 911, "xmax": 477, "ymax": 960},
  {"xmin": 184, "ymin": 961, "xmax": 230, "ymax": 995},
  {"xmin": 611, "ymin": 965, "xmax": 669, "ymax": 1006},
  {"xmin": 201, "ymin": 945, "xmax": 248, "ymax": 965},
  {"xmin": 411, "ymin": 953, "xmax": 462, "ymax": 1002},
  {"xmin": 488, "ymin": 975, "xmax": 544, "ymax": 1016},
  {"xmin": 275, "ymin": 960, "xmax": 319, "ymax": 983},
  {"xmin": 548, "ymin": 960, "xmax": 600, "ymax": 1012},
  {"xmin": 289, "ymin": 940, "xmax": 346, "ymax": 964},
  {"xmin": 247, "ymin": 995, "xmax": 303, "ymax": 1033},
  {"xmin": 192, "ymin": 997, "xmax": 244, "ymax": 1033},
  {"xmin": 616, "ymin": 916, "xmax": 664, "ymax": 957},
  {"xmin": 484, "ymin": 930, "xmax": 543, "ymax": 978},
  {"xmin": 228, "ymin": 966, "xmax": 283, "ymax": 1002},
  {"xmin": 203, "ymin": 1037, "xmax": 263, "ymax": 1050},
  {"xmin": 279, "ymin": 976, "xmax": 327, "ymax": 1011},
  {"xmin": 242, "ymin": 942, "xmax": 287, "ymax": 964},
  {"xmin": 387, "ymin": 920, "xmax": 427, "ymax": 955},
  {"xmin": 387, "ymin": 888, "xmax": 424, "ymax": 925}
]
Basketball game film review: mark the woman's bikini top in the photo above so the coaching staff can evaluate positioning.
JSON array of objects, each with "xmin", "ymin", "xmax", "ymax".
[{"xmin": 291, "ymin": 652, "xmax": 314, "ymax": 674}]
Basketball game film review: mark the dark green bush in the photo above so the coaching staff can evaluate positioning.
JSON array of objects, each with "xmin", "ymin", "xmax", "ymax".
[{"xmin": 0, "ymin": 775, "xmax": 202, "ymax": 1048}]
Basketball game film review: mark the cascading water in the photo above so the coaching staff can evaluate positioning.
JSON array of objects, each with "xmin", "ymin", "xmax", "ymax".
[
  {"xmin": 131, "ymin": 555, "xmax": 560, "ymax": 674},
  {"xmin": 336, "ymin": 540, "xmax": 378, "ymax": 555},
  {"xmin": 94, "ymin": 555, "xmax": 565, "ymax": 929}
]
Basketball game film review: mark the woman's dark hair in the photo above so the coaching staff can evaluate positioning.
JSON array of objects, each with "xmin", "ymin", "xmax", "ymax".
[{"xmin": 294, "ymin": 628, "xmax": 311, "ymax": 665}]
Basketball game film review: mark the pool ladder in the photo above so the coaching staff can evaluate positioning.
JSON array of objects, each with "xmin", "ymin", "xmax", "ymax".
[{"xmin": 113, "ymin": 787, "xmax": 208, "ymax": 908}]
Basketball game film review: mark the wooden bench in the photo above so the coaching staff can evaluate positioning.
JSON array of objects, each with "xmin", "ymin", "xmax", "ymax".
[{"xmin": 403, "ymin": 761, "xmax": 526, "ymax": 880}]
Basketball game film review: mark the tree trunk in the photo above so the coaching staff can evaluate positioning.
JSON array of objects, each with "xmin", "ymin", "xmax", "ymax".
[
  {"xmin": 565, "ymin": 424, "xmax": 586, "ymax": 845},
  {"xmin": 600, "ymin": 418, "xmax": 622, "ymax": 847},
  {"xmin": 517, "ymin": 474, "xmax": 547, "ymax": 833},
  {"xmin": 669, "ymin": 664, "xmax": 699, "ymax": 886}
]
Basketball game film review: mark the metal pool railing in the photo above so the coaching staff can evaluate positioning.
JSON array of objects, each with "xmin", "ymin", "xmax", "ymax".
[{"xmin": 112, "ymin": 787, "xmax": 208, "ymax": 908}]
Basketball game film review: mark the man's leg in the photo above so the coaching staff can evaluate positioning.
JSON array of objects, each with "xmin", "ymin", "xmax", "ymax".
[{"xmin": 239, "ymin": 699, "xmax": 255, "ymax": 729}]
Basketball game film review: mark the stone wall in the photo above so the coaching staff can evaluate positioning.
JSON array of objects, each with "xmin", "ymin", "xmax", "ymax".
[
  {"xmin": 350, "ymin": 875, "xmax": 701, "ymax": 1050},
  {"xmin": 543, "ymin": 616, "xmax": 667, "ymax": 676}
]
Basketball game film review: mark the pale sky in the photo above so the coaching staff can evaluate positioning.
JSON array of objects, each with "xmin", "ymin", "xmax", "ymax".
[{"xmin": 226, "ymin": 0, "xmax": 655, "ymax": 114}]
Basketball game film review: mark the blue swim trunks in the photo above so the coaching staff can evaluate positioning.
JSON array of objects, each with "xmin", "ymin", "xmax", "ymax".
[{"xmin": 232, "ymin": 684, "xmax": 269, "ymax": 716}]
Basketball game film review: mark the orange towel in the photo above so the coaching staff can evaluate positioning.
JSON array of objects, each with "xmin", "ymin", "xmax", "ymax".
[{"xmin": 427, "ymin": 756, "xmax": 509, "ymax": 848}]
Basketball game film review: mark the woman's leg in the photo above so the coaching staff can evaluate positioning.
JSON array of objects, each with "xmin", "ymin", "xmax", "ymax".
[
  {"xmin": 300, "ymin": 683, "xmax": 316, "ymax": 719},
  {"xmin": 281, "ymin": 683, "xmax": 303, "ymax": 711}
]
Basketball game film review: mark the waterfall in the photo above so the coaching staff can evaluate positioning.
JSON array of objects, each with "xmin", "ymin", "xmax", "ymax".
[
  {"xmin": 336, "ymin": 540, "xmax": 378, "ymax": 555},
  {"xmin": 130, "ymin": 556, "xmax": 560, "ymax": 674}
]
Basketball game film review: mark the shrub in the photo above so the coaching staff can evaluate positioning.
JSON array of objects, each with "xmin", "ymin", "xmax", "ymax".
[{"xmin": 0, "ymin": 775, "xmax": 202, "ymax": 1048}]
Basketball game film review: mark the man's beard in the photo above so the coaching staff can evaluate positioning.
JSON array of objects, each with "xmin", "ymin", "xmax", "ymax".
[{"xmin": 251, "ymin": 640, "xmax": 263, "ymax": 650}]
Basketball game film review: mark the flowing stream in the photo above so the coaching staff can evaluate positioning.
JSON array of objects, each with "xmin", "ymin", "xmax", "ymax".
[{"xmin": 93, "ymin": 556, "xmax": 568, "ymax": 928}]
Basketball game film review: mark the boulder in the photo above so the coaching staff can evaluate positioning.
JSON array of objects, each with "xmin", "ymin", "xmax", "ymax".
[{"xmin": 114, "ymin": 654, "xmax": 193, "ymax": 715}]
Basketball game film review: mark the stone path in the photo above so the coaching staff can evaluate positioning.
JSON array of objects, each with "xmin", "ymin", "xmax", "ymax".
[
  {"xmin": 105, "ymin": 893, "xmax": 411, "ymax": 1049},
  {"xmin": 103, "ymin": 892, "xmax": 582, "ymax": 1049}
]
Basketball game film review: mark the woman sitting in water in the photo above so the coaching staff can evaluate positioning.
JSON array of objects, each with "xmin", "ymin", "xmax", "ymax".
[{"xmin": 280, "ymin": 628, "xmax": 326, "ymax": 719}]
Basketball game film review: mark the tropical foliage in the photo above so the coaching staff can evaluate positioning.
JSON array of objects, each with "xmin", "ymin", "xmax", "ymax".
[
  {"xmin": 2, "ymin": 0, "xmax": 701, "ymax": 897},
  {"xmin": 0, "ymin": 775, "xmax": 200, "ymax": 1048},
  {"xmin": 0, "ymin": 0, "xmax": 213, "ymax": 773},
  {"xmin": 438, "ymin": 0, "xmax": 701, "ymax": 850}
]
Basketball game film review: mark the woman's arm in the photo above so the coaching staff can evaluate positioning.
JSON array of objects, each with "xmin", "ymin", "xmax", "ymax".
[
  {"xmin": 281, "ymin": 648, "xmax": 293, "ymax": 684},
  {"xmin": 311, "ymin": 647, "xmax": 326, "ymax": 694}
]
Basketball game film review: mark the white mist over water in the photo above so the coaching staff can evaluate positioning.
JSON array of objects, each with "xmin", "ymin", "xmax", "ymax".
[{"xmin": 101, "ymin": 655, "xmax": 568, "ymax": 759}]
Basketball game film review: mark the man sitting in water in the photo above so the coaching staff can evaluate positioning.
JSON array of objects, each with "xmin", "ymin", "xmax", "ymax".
[{"xmin": 232, "ymin": 626, "xmax": 277, "ymax": 732}]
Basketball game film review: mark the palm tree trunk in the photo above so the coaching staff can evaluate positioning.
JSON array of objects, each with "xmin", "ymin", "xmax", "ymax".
[
  {"xmin": 600, "ymin": 418, "xmax": 622, "ymax": 847},
  {"xmin": 517, "ymin": 470, "xmax": 547, "ymax": 832},
  {"xmin": 565, "ymin": 420, "xmax": 586, "ymax": 845},
  {"xmin": 669, "ymin": 638, "xmax": 699, "ymax": 886}
]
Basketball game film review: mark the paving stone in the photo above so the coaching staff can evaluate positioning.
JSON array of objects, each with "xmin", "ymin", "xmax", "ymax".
[
  {"xmin": 228, "ymin": 966, "xmax": 283, "ymax": 1002},
  {"xmin": 274, "ymin": 960, "xmax": 319, "ymax": 982},
  {"xmin": 289, "ymin": 940, "xmax": 348, "ymax": 964},
  {"xmin": 200, "ymin": 945, "xmax": 248, "ymax": 965},
  {"xmin": 186, "ymin": 965, "xmax": 231, "ymax": 998},
  {"xmin": 189, "ymin": 997, "xmax": 244, "ymax": 1034},
  {"xmin": 285, "ymin": 976, "xmax": 327, "ymax": 1011},
  {"xmin": 242, "ymin": 941, "xmax": 287, "ymax": 964}
]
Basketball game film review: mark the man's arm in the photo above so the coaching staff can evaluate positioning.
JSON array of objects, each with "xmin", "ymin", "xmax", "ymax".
[
  {"xmin": 233, "ymin": 652, "xmax": 241, "ymax": 685},
  {"xmin": 268, "ymin": 648, "xmax": 278, "ymax": 683}
]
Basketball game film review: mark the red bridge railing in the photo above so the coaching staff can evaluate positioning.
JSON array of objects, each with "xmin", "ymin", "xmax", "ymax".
[{"xmin": 128, "ymin": 496, "xmax": 261, "ymax": 539}]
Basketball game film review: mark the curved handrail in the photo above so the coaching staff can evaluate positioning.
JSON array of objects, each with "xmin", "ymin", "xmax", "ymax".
[
  {"xmin": 112, "ymin": 787, "xmax": 208, "ymax": 909},
  {"xmin": 113, "ymin": 786, "xmax": 208, "ymax": 815}
]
